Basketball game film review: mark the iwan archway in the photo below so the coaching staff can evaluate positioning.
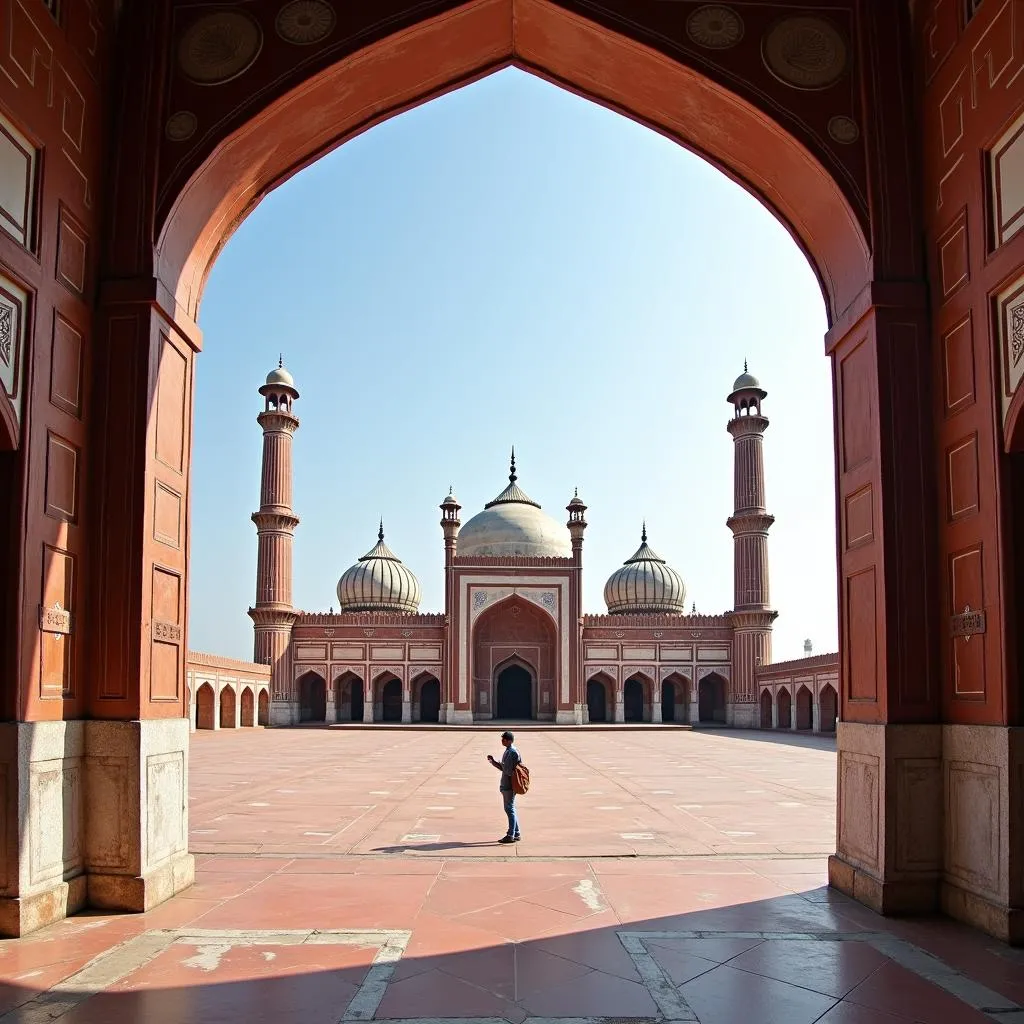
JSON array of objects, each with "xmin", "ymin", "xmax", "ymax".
[{"xmin": 18, "ymin": 0, "xmax": 1012, "ymax": 947}]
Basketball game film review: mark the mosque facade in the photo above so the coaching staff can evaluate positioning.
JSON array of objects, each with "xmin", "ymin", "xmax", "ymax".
[{"xmin": 247, "ymin": 360, "xmax": 814, "ymax": 731}]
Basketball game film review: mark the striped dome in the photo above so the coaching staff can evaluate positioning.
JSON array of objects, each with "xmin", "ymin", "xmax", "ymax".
[
  {"xmin": 336, "ymin": 524, "xmax": 421, "ymax": 614},
  {"xmin": 603, "ymin": 525, "xmax": 687, "ymax": 615}
]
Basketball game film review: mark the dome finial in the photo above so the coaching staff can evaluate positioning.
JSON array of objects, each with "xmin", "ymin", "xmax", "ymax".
[
  {"xmin": 378, "ymin": 518, "xmax": 384, "ymax": 542},
  {"xmin": 574, "ymin": 487, "xmax": 578, "ymax": 498},
  {"xmin": 509, "ymin": 446, "xmax": 517, "ymax": 484},
  {"xmin": 743, "ymin": 358, "xmax": 748, "ymax": 373},
  {"xmin": 641, "ymin": 520, "xmax": 647, "ymax": 544},
  {"xmin": 278, "ymin": 353, "xmax": 283, "ymax": 369}
]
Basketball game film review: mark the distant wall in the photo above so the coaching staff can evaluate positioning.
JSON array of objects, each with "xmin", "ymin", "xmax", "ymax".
[
  {"xmin": 754, "ymin": 653, "xmax": 840, "ymax": 732},
  {"xmin": 186, "ymin": 651, "xmax": 272, "ymax": 731}
]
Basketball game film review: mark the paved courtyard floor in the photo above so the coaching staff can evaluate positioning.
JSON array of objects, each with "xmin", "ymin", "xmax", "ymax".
[{"xmin": 1, "ymin": 728, "xmax": 1022, "ymax": 1024}]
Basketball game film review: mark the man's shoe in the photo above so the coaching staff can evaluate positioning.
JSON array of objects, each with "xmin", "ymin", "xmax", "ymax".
[
  {"xmin": 513, "ymin": 835, "xmax": 522, "ymax": 842},
  {"xmin": 498, "ymin": 835, "xmax": 515, "ymax": 844}
]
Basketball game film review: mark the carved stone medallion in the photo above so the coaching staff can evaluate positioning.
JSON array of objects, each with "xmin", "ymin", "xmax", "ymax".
[
  {"xmin": 165, "ymin": 111, "xmax": 197, "ymax": 142},
  {"xmin": 763, "ymin": 16, "xmax": 847, "ymax": 90},
  {"xmin": 276, "ymin": 0, "xmax": 335, "ymax": 45},
  {"xmin": 686, "ymin": 5, "xmax": 743, "ymax": 50},
  {"xmin": 178, "ymin": 11, "xmax": 262, "ymax": 85},
  {"xmin": 828, "ymin": 115, "xmax": 860, "ymax": 145}
]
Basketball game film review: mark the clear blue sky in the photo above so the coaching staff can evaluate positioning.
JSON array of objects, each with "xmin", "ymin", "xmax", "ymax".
[{"xmin": 191, "ymin": 68, "xmax": 837, "ymax": 663}]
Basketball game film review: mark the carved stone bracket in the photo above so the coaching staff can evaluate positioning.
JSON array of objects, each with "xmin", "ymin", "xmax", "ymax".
[
  {"xmin": 152, "ymin": 620, "xmax": 181, "ymax": 643},
  {"xmin": 39, "ymin": 602, "xmax": 72, "ymax": 635}
]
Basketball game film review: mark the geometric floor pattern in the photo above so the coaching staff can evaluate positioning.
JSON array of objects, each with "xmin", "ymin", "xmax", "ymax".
[{"xmin": 2, "ymin": 729, "xmax": 1023, "ymax": 1023}]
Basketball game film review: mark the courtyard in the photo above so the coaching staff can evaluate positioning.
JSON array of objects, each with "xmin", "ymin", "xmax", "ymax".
[{"xmin": 0, "ymin": 729, "xmax": 1022, "ymax": 1023}]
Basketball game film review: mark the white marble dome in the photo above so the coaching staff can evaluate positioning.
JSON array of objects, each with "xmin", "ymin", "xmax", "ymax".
[
  {"xmin": 336, "ymin": 524, "xmax": 421, "ymax": 613},
  {"xmin": 730, "ymin": 361, "xmax": 763, "ymax": 394},
  {"xmin": 456, "ymin": 454, "xmax": 571, "ymax": 559},
  {"xmin": 604, "ymin": 525, "xmax": 687, "ymax": 614},
  {"xmin": 265, "ymin": 359, "xmax": 295, "ymax": 388}
]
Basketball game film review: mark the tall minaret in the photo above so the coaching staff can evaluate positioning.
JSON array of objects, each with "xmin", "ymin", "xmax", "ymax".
[
  {"xmin": 726, "ymin": 364, "xmax": 778, "ymax": 727},
  {"xmin": 566, "ymin": 488, "xmax": 587, "ymax": 724},
  {"xmin": 439, "ymin": 487, "xmax": 461, "ymax": 724},
  {"xmin": 248, "ymin": 358, "xmax": 300, "ymax": 725}
]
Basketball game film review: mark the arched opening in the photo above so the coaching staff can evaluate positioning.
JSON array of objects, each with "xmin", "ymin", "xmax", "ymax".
[
  {"xmin": 777, "ymin": 688, "xmax": 793, "ymax": 730},
  {"xmin": 415, "ymin": 675, "xmax": 441, "ymax": 723},
  {"xmin": 219, "ymin": 687, "xmax": 236, "ymax": 729},
  {"xmin": 820, "ymin": 684, "xmax": 838, "ymax": 733},
  {"xmin": 380, "ymin": 677, "xmax": 403, "ymax": 723},
  {"xmin": 495, "ymin": 662, "xmax": 533, "ymax": 721},
  {"xmin": 760, "ymin": 689, "xmax": 773, "ymax": 729},
  {"xmin": 623, "ymin": 676, "xmax": 646, "ymax": 723},
  {"xmin": 662, "ymin": 673, "xmax": 689, "ymax": 723},
  {"xmin": 697, "ymin": 674, "xmax": 726, "ymax": 724},
  {"xmin": 257, "ymin": 689, "xmax": 269, "ymax": 726},
  {"xmin": 336, "ymin": 672, "xmax": 364, "ymax": 722},
  {"xmin": 298, "ymin": 672, "xmax": 327, "ymax": 723},
  {"xmin": 196, "ymin": 683, "xmax": 215, "ymax": 730},
  {"xmin": 586, "ymin": 676, "xmax": 610, "ymax": 724},
  {"xmin": 795, "ymin": 685, "xmax": 813, "ymax": 731},
  {"xmin": 240, "ymin": 687, "xmax": 255, "ymax": 727}
]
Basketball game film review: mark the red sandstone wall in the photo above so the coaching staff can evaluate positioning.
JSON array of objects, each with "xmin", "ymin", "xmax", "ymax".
[
  {"xmin": 916, "ymin": 0, "xmax": 1024, "ymax": 726},
  {"xmin": 0, "ymin": 0, "xmax": 115, "ymax": 721}
]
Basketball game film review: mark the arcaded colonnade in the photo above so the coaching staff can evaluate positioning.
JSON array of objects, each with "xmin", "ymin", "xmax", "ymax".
[
  {"xmin": 0, "ymin": 0, "xmax": 1021, "ymax": 944},
  {"xmin": 185, "ymin": 652, "xmax": 271, "ymax": 731}
]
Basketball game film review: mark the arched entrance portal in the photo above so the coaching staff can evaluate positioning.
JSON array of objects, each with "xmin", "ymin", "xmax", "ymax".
[
  {"xmin": 495, "ymin": 664, "xmax": 533, "ymax": 720},
  {"xmin": 72, "ymin": 0, "xmax": 965, "ymax": 940},
  {"xmin": 196, "ymin": 684, "xmax": 215, "ymax": 730},
  {"xmin": 796, "ymin": 686, "xmax": 813, "ymax": 731},
  {"xmin": 820, "ymin": 685, "xmax": 838, "ymax": 733},
  {"xmin": 258, "ymin": 690, "xmax": 269, "ymax": 726},
  {"xmin": 417, "ymin": 677, "xmax": 441, "ymax": 723},
  {"xmin": 586, "ymin": 677, "xmax": 609, "ymax": 723},
  {"xmin": 777, "ymin": 689, "xmax": 792, "ymax": 730},
  {"xmin": 623, "ymin": 677, "xmax": 645, "ymax": 723},
  {"xmin": 299, "ymin": 672, "xmax": 327, "ymax": 723},
  {"xmin": 661, "ymin": 674, "xmax": 688, "ymax": 723},
  {"xmin": 219, "ymin": 687, "xmax": 236, "ymax": 729},
  {"xmin": 381, "ymin": 678, "xmax": 402, "ymax": 723},
  {"xmin": 697, "ymin": 675, "xmax": 726, "ymax": 724},
  {"xmin": 240, "ymin": 687, "xmax": 255, "ymax": 727},
  {"xmin": 760, "ymin": 690, "xmax": 773, "ymax": 729}
]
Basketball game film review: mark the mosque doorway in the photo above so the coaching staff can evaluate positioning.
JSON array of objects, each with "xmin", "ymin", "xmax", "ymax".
[
  {"xmin": 299, "ymin": 672, "xmax": 327, "ymax": 722},
  {"xmin": 796, "ymin": 686, "xmax": 813, "ymax": 730},
  {"xmin": 258, "ymin": 690, "xmax": 269, "ymax": 726},
  {"xmin": 760, "ymin": 689, "xmax": 773, "ymax": 729},
  {"xmin": 241, "ymin": 687, "xmax": 255, "ymax": 727},
  {"xmin": 350, "ymin": 679, "xmax": 364, "ymax": 722},
  {"xmin": 820, "ymin": 684, "xmax": 838, "ymax": 733},
  {"xmin": 196, "ymin": 683, "xmax": 215, "ymax": 730},
  {"xmin": 777, "ymin": 688, "xmax": 792, "ymax": 730},
  {"xmin": 586, "ymin": 678, "xmax": 608, "ymax": 723},
  {"xmin": 623, "ymin": 677, "xmax": 645, "ymax": 723},
  {"xmin": 698, "ymin": 674, "xmax": 726, "ymax": 724},
  {"xmin": 381, "ymin": 678, "xmax": 402, "ymax": 722},
  {"xmin": 661, "ymin": 677, "xmax": 682, "ymax": 723},
  {"xmin": 418, "ymin": 677, "xmax": 441, "ymax": 723},
  {"xmin": 495, "ymin": 664, "xmax": 533, "ymax": 720}
]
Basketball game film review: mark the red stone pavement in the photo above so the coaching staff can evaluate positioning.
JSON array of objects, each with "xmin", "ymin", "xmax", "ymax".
[{"xmin": 0, "ymin": 728, "xmax": 1021, "ymax": 1024}]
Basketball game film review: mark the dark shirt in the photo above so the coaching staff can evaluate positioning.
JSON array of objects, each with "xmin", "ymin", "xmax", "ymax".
[{"xmin": 499, "ymin": 745, "xmax": 521, "ymax": 792}]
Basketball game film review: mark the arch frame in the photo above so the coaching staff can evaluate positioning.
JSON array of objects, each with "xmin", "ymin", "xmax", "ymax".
[{"xmin": 491, "ymin": 654, "xmax": 539, "ymax": 722}]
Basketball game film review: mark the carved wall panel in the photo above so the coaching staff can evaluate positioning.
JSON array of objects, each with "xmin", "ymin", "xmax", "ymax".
[
  {"xmin": 894, "ymin": 757, "xmax": 943, "ymax": 872},
  {"xmin": 837, "ymin": 751, "xmax": 880, "ymax": 869},
  {"xmin": 150, "ymin": 567, "xmax": 182, "ymax": 702},
  {"xmin": 946, "ymin": 760, "xmax": 1001, "ymax": 894},
  {"xmin": 145, "ymin": 751, "xmax": 185, "ymax": 866},
  {"xmin": 28, "ymin": 757, "xmax": 82, "ymax": 885},
  {"xmin": 44, "ymin": 431, "xmax": 78, "ymax": 522},
  {"xmin": 0, "ymin": 111, "xmax": 37, "ymax": 250},
  {"xmin": 946, "ymin": 434, "xmax": 980, "ymax": 521},
  {"xmin": 39, "ymin": 544, "xmax": 73, "ymax": 699},
  {"xmin": 0, "ymin": 272, "xmax": 28, "ymax": 435},
  {"xmin": 989, "ymin": 108, "xmax": 1024, "ymax": 248},
  {"xmin": 942, "ymin": 313, "xmax": 975, "ymax": 414},
  {"xmin": 84, "ymin": 756, "xmax": 129, "ymax": 871},
  {"xmin": 49, "ymin": 314, "xmax": 82, "ymax": 418}
]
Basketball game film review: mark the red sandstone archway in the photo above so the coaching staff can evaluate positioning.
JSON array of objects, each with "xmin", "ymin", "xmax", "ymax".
[
  {"xmin": 698, "ymin": 674, "xmax": 727, "ymax": 724},
  {"xmin": 586, "ymin": 674, "xmax": 612, "ymax": 724},
  {"xmin": 196, "ymin": 683, "xmax": 215, "ymax": 731},
  {"xmin": 240, "ymin": 687, "xmax": 255, "ymax": 728},
  {"xmin": 777, "ymin": 688, "xmax": 792, "ymax": 730},
  {"xmin": 412, "ymin": 673, "xmax": 441, "ymax": 723},
  {"xmin": 760, "ymin": 689, "xmax": 773, "ymax": 730},
  {"xmin": 373, "ymin": 673, "xmax": 403, "ymax": 723},
  {"xmin": 219, "ymin": 687, "xmax": 236, "ymax": 729},
  {"xmin": 298, "ymin": 672, "xmax": 327, "ymax": 723},
  {"xmin": 820, "ymin": 684, "xmax": 838, "ymax": 734},
  {"xmin": 624, "ymin": 673, "xmax": 653, "ymax": 723},
  {"xmin": 795, "ymin": 686, "xmax": 813, "ymax": 731},
  {"xmin": 662, "ymin": 673, "xmax": 690, "ymax": 724},
  {"xmin": 257, "ymin": 690, "xmax": 269, "ymax": 727},
  {"xmin": 472, "ymin": 599, "xmax": 556, "ymax": 720},
  {"xmin": 335, "ymin": 672, "xmax": 364, "ymax": 722}
]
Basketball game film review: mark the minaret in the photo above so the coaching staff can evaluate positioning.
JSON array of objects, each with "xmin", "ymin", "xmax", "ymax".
[
  {"xmin": 726, "ymin": 363, "xmax": 778, "ymax": 727},
  {"xmin": 439, "ymin": 487, "xmax": 462, "ymax": 724},
  {"xmin": 567, "ymin": 488, "xmax": 587, "ymax": 723},
  {"xmin": 248, "ymin": 358, "xmax": 300, "ymax": 725}
]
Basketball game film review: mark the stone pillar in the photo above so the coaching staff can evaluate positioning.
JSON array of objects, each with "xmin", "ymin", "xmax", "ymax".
[
  {"xmin": 812, "ymin": 700, "xmax": 821, "ymax": 733},
  {"xmin": 614, "ymin": 689, "xmax": 624, "ymax": 723},
  {"xmin": 688, "ymin": 687, "xmax": 700, "ymax": 725},
  {"xmin": 771, "ymin": 693, "xmax": 779, "ymax": 729},
  {"xmin": 402, "ymin": 698, "xmax": 412, "ymax": 723},
  {"xmin": 233, "ymin": 688, "xmax": 242, "ymax": 729},
  {"xmin": 362, "ymin": 697, "xmax": 374, "ymax": 724}
]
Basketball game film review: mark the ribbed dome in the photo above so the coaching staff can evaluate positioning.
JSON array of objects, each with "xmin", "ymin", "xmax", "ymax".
[
  {"xmin": 456, "ymin": 450, "xmax": 571, "ymax": 559},
  {"xmin": 604, "ymin": 524, "xmax": 687, "ymax": 614},
  {"xmin": 336, "ymin": 523, "xmax": 421, "ymax": 613}
]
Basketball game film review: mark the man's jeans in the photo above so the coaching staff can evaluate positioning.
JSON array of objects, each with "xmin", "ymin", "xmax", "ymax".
[{"xmin": 502, "ymin": 790, "xmax": 519, "ymax": 838}]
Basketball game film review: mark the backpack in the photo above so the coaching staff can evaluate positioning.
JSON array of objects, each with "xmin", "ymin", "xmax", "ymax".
[{"xmin": 511, "ymin": 762, "xmax": 530, "ymax": 795}]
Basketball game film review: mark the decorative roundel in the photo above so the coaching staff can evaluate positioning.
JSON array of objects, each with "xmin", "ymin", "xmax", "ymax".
[
  {"xmin": 762, "ymin": 16, "xmax": 848, "ymax": 90},
  {"xmin": 276, "ymin": 0, "xmax": 336, "ymax": 45},
  {"xmin": 165, "ymin": 110, "xmax": 197, "ymax": 142},
  {"xmin": 828, "ymin": 115, "xmax": 860, "ymax": 144},
  {"xmin": 686, "ymin": 5, "xmax": 744, "ymax": 50},
  {"xmin": 178, "ymin": 10, "xmax": 262, "ymax": 85}
]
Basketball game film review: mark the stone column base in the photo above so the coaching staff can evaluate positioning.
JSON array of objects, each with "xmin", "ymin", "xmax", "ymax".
[
  {"xmin": 269, "ymin": 700, "xmax": 299, "ymax": 726},
  {"xmin": 829, "ymin": 722, "xmax": 943, "ymax": 915},
  {"xmin": 0, "ymin": 876, "xmax": 88, "ymax": 938},
  {"xmin": 941, "ymin": 881, "xmax": 1023, "ymax": 945},
  {"xmin": 88, "ymin": 852, "xmax": 194, "ymax": 913},
  {"xmin": 726, "ymin": 703, "xmax": 759, "ymax": 729},
  {"xmin": 554, "ymin": 708, "xmax": 579, "ymax": 725},
  {"xmin": 446, "ymin": 707, "xmax": 475, "ymax": 724}
]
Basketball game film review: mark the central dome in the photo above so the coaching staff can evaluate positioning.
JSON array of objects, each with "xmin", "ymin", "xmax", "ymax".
[
  {"xmin": 604, "ymin": 524, "xmax": 687, "ymax": 614},
  {"xmin": 456, "ymin": 451, "xmax": 571, "ymax": 559},
  {"xmin": 336, "ymin": 523, "xmax": 421, "ymax": 613}
]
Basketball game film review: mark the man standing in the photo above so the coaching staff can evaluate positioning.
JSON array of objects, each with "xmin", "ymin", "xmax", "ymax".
[{"xmin": 487, "ymin": 730, "xmax": 521, "ymax": 844}]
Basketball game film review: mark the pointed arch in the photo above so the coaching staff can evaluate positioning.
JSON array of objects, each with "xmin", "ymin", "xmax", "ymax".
[
  {"xmin": 219, "ymin": 686, "xmax": 237, "ymax": 729},
  {"xmin": 372, "ymin": 671, "xmax": 403, "ymax": 723},
  {"xmin": 585, "ymin": 671, "xmax": 613, "ymax": 724},
  {"xmin": 819, "ymin": 683, "xmax": 838, "ymax": 733},
  {"xmin": 257, "ymin": 689, "xmax": 270, "ymax": 727},
  {"xmin": 760, "ymin": 688, "xmax": 773, "ymax": 729},
  {"xmin": 297, "ymin": 670, "xmax": 327, "ymax": 723},
  {"xmin": 795, "ymin": 685, "xmax": 813, "ymax": 731},
  {"xmin": 196, "ymin": 683, "xmax": 215, "ymax": 730},
  {"xmin": 335, "ymin": 670, "xmax": 365, "ymax": 722},
  {"xmin": 623, "ymin": 671, "xmax": 653, "ymax": 723},
  {"xmin": 240, "ymin": 686, "xmax": 255, "ymax": 727},
  {"xmin": 698, "ymin": 672, "xmax": 727, "ymax": 724},
  {"xmin": 411, "ymin": 672, "xmax": 441, "ymax": 723},
  {"xmin": 777, "ymin": 686, "xmax": 793, "ymax": 730},
  {"xmin": 661, "ymin": 671, "xmax": 690, "ymax": 724}
]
